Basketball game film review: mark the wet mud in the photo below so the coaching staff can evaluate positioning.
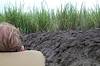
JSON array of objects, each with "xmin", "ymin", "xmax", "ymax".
[{"xmin": 23, "ymin": 29, "xmax": 100, "ymax": 66}]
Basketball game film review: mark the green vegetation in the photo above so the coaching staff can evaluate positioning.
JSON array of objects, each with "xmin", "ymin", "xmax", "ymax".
[{"xmin": 0, "ymin": 4, "xmax": 100, "ymax": 33}]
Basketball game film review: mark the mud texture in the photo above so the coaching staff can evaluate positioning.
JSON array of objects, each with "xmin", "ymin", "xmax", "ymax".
[{"xmin": 23, "ymin": 29, "xmax": 100, "ymax": 66}]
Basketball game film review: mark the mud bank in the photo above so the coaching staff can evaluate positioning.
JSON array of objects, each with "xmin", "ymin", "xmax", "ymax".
[{"xmin": 23, "ymin": 29, "xmax": 100, "ymax": 66}]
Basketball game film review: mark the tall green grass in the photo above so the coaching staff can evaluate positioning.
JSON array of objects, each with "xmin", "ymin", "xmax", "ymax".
[{"xmin": 0, "ymin": 4, "xmax": 100, "ymax": 33}]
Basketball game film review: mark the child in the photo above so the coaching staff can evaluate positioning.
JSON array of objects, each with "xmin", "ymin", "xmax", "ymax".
[
  {"xmin": 0, "ymin": 22, "xmax": 24, "ymax": 52},
  {"xmin": 0, "ymin": 22, "xmax": 45, "ymax": 66}
]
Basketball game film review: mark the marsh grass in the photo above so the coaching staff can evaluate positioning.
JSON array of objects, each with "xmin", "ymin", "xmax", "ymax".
[{"xmin": 0, "ymin": 4, "xmax": 100, "ymax": 33}]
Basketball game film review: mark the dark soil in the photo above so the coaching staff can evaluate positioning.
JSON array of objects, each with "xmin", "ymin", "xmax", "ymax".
[{"xmin": 23, "ymin": 29, "xmax": 100, "ymax": 66}]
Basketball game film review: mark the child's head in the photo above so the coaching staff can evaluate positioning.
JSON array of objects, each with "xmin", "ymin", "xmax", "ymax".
[{"xmin": 0, "ymin": 22, "xmax": 24, "ymax": 52}]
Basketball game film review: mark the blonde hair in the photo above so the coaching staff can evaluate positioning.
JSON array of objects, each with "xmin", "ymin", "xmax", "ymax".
[{"xmin": 0, "ymin": 22, "xmax": 23, "ymax": 52}]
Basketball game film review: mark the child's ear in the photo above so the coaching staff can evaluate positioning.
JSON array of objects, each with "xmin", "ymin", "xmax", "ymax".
[{"xmin": 21, "ymin": 46, "xmax": 25, "ymax": 51}]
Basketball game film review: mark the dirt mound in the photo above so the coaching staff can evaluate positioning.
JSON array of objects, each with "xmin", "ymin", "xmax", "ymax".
[{"xmin": 23, "ymin": 29, "xmax": 100, "ymax": 66}]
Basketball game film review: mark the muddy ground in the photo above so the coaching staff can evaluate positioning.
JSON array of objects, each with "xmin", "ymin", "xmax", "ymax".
[{"xmin": 23, "ymin": 29, "xmax": 100, "ymax": 66}]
